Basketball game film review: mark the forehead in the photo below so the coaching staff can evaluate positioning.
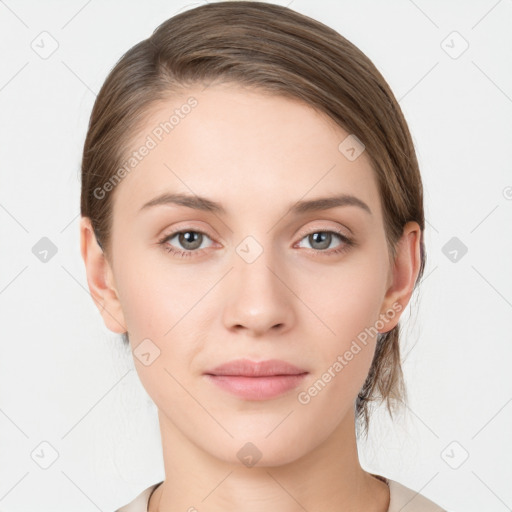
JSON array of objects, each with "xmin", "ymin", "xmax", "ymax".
[{"xmin": 110, "ymin": 83, "xmax": 382, "ymax": 222}]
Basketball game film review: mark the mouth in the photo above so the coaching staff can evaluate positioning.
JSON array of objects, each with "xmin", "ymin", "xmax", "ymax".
[{"xmin": 204, "ymin": 358, "xmax": 308, "ymax": 400}]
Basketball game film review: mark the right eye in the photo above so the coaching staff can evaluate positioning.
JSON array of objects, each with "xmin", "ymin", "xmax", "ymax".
[{"xmin": 158, "ymin": 229, "xmax": 215, "ymax": 258}]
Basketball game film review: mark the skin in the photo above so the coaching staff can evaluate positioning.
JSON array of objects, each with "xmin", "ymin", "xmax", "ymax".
[{"xmin": 80, "ymin": 82, "xmax": 421, "ymax": 512}]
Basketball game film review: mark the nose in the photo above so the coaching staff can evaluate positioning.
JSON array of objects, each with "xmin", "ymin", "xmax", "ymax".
[{"xmin": 221, "ymin": 242, "xmax": 296, "ymax": 337}]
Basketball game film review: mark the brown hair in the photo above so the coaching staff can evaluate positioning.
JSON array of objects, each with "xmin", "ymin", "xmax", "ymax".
[{"xmin": 80, "ymin": 0, "xmax": 426, "ymax": 438}]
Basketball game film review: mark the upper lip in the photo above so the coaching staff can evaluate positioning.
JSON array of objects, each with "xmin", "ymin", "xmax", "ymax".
[{"xmin": 205, "ymin": 358, "xmax": 308, "ymax": 377}]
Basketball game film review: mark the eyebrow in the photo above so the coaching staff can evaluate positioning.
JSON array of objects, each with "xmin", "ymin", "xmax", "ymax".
[{"xmin": 139, "ymin": 192, "xmax": 372, "ymax": 216}]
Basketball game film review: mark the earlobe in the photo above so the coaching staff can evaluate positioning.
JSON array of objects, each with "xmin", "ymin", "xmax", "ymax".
[
  {"xmin": 79, "ymin": 217, "xmax": 127, "ymax": 334},
  {"xmin": 378, "ymin": 222, "xmax": 422, "ymax": 332}
]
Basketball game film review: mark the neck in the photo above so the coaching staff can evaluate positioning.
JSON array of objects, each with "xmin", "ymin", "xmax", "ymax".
[{"xmin": 149, "ymin": 407, "xmax": 389, "ymax": 512}]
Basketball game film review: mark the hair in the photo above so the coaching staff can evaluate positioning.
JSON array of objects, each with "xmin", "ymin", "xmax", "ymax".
[{"xmin": 80, "ymin": 0, "xmax": 426, "ymax": 439}]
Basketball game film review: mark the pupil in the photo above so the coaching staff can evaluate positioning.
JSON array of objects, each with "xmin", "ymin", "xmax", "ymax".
[
  {"xmin": 311, "ymin": 232, "xmax": 330, "ymax": 250},
  {"xmin": 181, "ymin": 231, "xmax": 201, "ymax": 249}
]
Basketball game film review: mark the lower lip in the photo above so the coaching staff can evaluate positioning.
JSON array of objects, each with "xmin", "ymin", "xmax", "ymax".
[{"xmin": 204, "ymin": 373, "xmax": 308, "ymax": 400}]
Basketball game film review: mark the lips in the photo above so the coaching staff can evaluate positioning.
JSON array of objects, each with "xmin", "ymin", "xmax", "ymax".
[
  {"xmin": 205, "ymin": 358, "xmax": 308, "ymax": 377},
  {"xmin": 204, "ymin": 359, "xmax": 308, "ymax": 400}
]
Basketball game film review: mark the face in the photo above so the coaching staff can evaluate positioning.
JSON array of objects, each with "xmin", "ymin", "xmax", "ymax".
[{"xmin": 86, "ymin": 82, "xmax": 413, "ymax": 467}]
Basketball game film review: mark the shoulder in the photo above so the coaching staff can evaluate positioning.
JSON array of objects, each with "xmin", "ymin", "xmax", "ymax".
[
  {"xmin": 115, "ymin": 481, "xmax": 163, "ymax": 512},
  {"xmin": 115, "ymin": 476, "xmax": 447, "ymax": 512},
  {"xmin": 384, "ymin": 477, "xmax": 447, "ymax": 512}
]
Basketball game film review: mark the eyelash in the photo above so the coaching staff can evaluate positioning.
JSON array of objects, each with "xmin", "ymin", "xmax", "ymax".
[{"xmin": 157, "ymin": 227, "xmax": 356, "ymax": 259}]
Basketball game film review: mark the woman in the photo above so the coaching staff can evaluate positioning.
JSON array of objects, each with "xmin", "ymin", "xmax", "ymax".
[{"xmin": 79, "ymin": 2, "xmax": 446, "ymax": 511}]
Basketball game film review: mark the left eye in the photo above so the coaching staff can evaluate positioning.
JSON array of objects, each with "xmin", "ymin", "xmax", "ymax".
[{"xmin": 296, "ymin": 230, "xmax": 348, "ymax": 251}]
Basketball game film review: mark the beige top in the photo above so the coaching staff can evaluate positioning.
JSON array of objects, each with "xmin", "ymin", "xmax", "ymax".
[{"xmin": 115, "ymin": 474, "xmax": 446, "ymax": 511}]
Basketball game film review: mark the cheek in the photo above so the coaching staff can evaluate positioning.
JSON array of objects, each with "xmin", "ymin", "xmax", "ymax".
[
  {"xmin": 113, "ymin": 245, "xmax": 194, "ymax": 338},
  {"xmin": 300, "ymin": 253, "xmax": 387, "ymax": 386},
  {"xmin": 304, "ymin": 254, "xmax": 387, "ymax": 341},
  {"xmin": 333, "ymin": 275, "xmax": 384, "ymax": 343},
  {"xmin": 296, "ymin": 283, "xmax": 383, "ymax": 416},
  {"xmin": 112, "ymin": 248, "xmax": 208, "ymax": 380}
]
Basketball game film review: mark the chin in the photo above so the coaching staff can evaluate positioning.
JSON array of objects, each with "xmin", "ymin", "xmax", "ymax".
[{"xmin": 193, "ymin": 427, "xmax": 312, "ymax": 468}]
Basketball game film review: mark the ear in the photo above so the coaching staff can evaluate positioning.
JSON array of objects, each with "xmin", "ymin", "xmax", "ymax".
[
  {"xmin": 79, "ymin": 216, "xmax": 127, "ymax": 334},
  {"xmin": 378, "ymin": 221, "xmax": 422, "ymax": 332}
]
